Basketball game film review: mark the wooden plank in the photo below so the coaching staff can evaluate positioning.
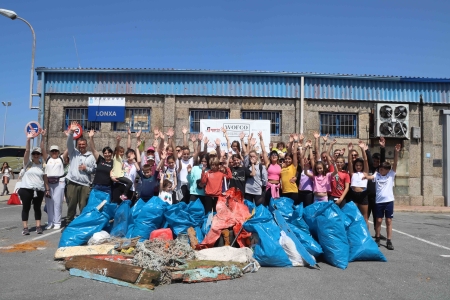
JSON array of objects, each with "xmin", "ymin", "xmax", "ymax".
[
  {"xmin": 69, "ymin": 268, "xmax": 154, "ymax": 291},
  {"xmin": 55, "ymin": 245, "xmax": 117, "ymax": 259},
  {"xmin": 136, "ymin": 269, "xmax": 161, "ymax": 285},
  {"xmin": 65, "ymin": 256, "xmax": 142, "ymax": 283}
]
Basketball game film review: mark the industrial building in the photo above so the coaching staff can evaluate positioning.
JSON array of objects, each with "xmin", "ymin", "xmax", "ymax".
[{"xmin": 35, "ymin": 67, "xmax": 450, "ymax": 207}]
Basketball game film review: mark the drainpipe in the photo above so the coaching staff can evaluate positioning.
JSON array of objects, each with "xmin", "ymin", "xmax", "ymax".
[
  {"xmin": 300, "ymin": 77, "xmax": 304, "ymax": 133},
  {"xmin": 38, "ymin": 71, "xmax": 45, "ymax": 145},
  {"xmin": 442, "ymin": 109, "xmax": 450, "ymax": 206}
]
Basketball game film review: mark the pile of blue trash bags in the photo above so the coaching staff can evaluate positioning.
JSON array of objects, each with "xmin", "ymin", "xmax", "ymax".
[{"xmin": 59, "ymin": 191, "xmax": 386, "ymax": 270}]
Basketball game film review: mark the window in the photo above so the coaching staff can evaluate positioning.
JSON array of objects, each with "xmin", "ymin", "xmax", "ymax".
[
  {"xmin": 320, "ymin": 113, "xmax": 358, "ymax": 138},
  {"xmin": 113, "ymin": 108, "xmax": 151, "ymax": 132},
  {"xmin": 189, "ymin": 110, "xmax": 229, "ymax": 133},
  {"xmin": 65, "ymin": 108, "xmax": 101, "ymax": 131},
  {"xmin": 241, "ymin": 111, "xmax": 281, "ymax": 135}
]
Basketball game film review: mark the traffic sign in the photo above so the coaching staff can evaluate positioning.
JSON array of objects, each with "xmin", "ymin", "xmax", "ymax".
[
  {"xmin": 24, "ymin": 121, "xmax": 41, "ymax": 138},
  {"xmin": 68, "ymin": 123, "xmax": 84, "ymax": 140}
]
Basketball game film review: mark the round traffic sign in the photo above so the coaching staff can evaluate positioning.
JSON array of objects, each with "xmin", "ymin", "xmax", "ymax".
[
  {"xmin": 68, "ymin": 124, "xmax": 83, "ymax": 140},
  {"xmin": 24, "ymin": 121, "xmax": 41, "ymax": 138}
]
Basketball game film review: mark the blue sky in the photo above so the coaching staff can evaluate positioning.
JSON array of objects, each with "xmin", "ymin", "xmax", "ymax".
[{"xmin": 0, "ymin": 0, "xmax": 449, "ymax": 146}]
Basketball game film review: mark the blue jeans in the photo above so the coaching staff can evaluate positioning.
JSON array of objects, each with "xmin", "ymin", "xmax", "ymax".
[{"xmin": 92, "ymin": 184, "xmax": 112, "ymax": 198}]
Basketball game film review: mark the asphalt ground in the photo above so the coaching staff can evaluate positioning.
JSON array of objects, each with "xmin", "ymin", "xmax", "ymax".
[{"xmin": 0, "ymin": 200, "xmax": 449, "ymax": 300}]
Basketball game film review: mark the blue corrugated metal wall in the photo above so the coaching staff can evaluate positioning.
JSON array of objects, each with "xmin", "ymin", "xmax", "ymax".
[{"xmin": 39, "ymin": 71, "xmax": 450, "ymax": 104}]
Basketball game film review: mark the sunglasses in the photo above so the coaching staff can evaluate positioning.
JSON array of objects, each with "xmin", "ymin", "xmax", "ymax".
[
  {"xmin": 352, "ymin": 154, "xmax": 358, "ymax": 157},
  {"xmin": 176, "ymin": 149, "xmax": 181, "ymax": 152},
  {"xmin": 50, "ymin": 150, "xmax": 59, "ymax": 153},
  {"xmin": 32, "ymin": 152, "xmax": 40, "ymax": 155}
]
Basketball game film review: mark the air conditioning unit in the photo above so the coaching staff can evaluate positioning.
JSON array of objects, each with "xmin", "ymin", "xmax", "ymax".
[{"xmin": 375, "ymin": 103, "xmax": 409, "ymax": 138}]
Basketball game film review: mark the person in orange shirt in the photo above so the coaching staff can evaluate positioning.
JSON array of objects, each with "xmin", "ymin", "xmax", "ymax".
[{"xmin": 201, "ymin": 157, "xmax": 232, "ymax": 213}]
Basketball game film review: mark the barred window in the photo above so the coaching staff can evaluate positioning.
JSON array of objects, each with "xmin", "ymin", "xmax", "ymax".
[
  {"xmin": 320, "ymin": 113, "xmax": 358, "ymax": 138},
  {"xmin": 190, "ymin": 110, "xmax": 229, "ymax": 133},
  {"xmin": 65, "ymin": 108, "xmax": 101, "ymax": 131},
  {"xmin": 241, "ymin": 111, "xmax": 281, "ymax": 135},
  {"xmin": 113, "ymin": 108, "xmax": 151, "ymax": 132}
]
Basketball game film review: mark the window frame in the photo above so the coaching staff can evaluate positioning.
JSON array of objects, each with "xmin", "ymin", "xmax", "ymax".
[
  {"xmin": 319, "ymin": 113, "xmax": 358, "ymax": 138},
  {"xmin": 64, "ymin": 108, "xmax": 101, "ymax": 131},
  {"xmin": 113, "ymin": 108, "xmax": 151, "ymax": 132},
  {"xmin": 189, "ymin": 110, "xmax": 230, "ymax": 133},
  {"xmin": 241, "ymin": 110, "xmax": 281, "ymax": 136}
]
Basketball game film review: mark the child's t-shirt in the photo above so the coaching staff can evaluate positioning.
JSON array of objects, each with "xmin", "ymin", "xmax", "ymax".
[
  {"xmin": 163, "ymin": 167, "xmax": 176, "ymax": 185},
  {"xmin": 313, "ymin": 173, "xmax": 332, "ymax": 193},
  {"xmin": 111, "ymin": 155, "xmax": 125, "ymax": 178},
  {"xmin": 281, "ymin": 164, "xmax": 297, "ymax": 193},
  {"xmin": 330, "ymin": 171, "xmax": 350, "ymax": 198},
  {"xmin": 159, "ymin": 191, "xmax": 173, "ymax": 205},
  {"xmin": 373, "ymin": 170, "xmax": 396, "ymax": 203}
]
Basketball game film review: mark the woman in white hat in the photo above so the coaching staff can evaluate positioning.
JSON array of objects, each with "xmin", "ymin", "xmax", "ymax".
[
  {"xmin": 19, "ymin": 130, "xmax": 50, "ymax": 235},
  {"xmin": 40, "ymin": 130, "xmax": 67, "ymax": 230}
]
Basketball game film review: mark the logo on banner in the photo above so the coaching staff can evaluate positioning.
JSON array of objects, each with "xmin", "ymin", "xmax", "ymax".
[{"xmin": 223, "ymin": 123, "xmax": 251, "ymax": 136}]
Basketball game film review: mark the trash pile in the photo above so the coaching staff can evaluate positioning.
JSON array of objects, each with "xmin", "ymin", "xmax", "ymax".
[{"xmin": 55, "ymin": 188, "xmax": 386, "ymax": 291}]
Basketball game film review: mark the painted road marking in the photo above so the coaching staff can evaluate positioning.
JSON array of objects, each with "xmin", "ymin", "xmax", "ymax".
[
  {"xmin": 0, "ymin": 205, "xmax": 22, "ymax": 210},
  {"xmin": 27, "ymin": 228, "xmax": 61, "ymax": 242},
  {"xmin": 369, "ymin": 221, "xmax": 450, "ymax": 251},
  {"xmin": 440, "ymin": 255, "xmax": 450, "ymax": 257}
]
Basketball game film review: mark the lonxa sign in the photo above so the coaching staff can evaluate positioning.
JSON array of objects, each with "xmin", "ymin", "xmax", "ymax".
[{"xmin": 88, "ymin": 97, "xmax": 125, "ymax": 122}]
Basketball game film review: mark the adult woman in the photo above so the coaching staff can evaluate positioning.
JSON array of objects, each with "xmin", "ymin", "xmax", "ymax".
[
  {"xmin": 112, "ymin": 146, "xmax": 140, "ymax": 204},
  {"xmin": 89, "ymin": 130, "xmax": 113, "ymax": 197},
  {"xmin": 280, "ymin": 134, "xmax": 299, "ymax": 204},
  {"xmin": 19, "ymin": 131, "xmax": 50, "ymax": 235},
  {"xmin": 1, "ymin": 162, "xmax": 14, "ymax": 196},
  {"xmin": 40, "ymin": 130, "xmax": 67, "ymax": 230}
]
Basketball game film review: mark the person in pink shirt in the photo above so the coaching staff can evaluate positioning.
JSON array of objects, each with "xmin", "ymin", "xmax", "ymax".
[{"xmin": 304, "ymin": 135, "xmax": 337, "ymax": 202}]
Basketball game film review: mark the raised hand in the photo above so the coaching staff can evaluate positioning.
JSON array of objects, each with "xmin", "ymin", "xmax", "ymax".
[
  {"xmin": 182, "ymin": 126, "xmax": 188, "ymax": 135},
  {"xmin": 293, "ymin": 133, "xmax": 299, "ymax": 141},
  {"xmin": 239, "ymin": 131, "xmax": 245, "ymax": 140},
  {"xmin": 364, "ymin": 144, "xmax": 369, "ymax": 151},
  {"xmin": 70, "ymin": 121, "xmax": 78, "ymax": 133},
  {"xmin": 177, "ymin": 151, "xmax": 182, "ymax": 159},
  {"xmin": 166, "ymin": 127, "xmax": 174, "ymax": 137},
  {"xmin": 358, "ymin": 140, "xmax": 365, "ymax": 149},
  {"xmin": 299, "ymin": 133, "xmax": 305, "ymax": 142},
  {"xmin": 258, "ymin": 131, "xmax": 263, "ymax": 140},
  {"xmin": 313, "ymin": 131, "xmax": 320, "ymax": 139},
  {"xmin": 116, "ymin": 135, "xmax": 122, "ymax": 142},
  {"xmin": 40, "ymin": 128, "xmax": 46, "ymax": 136},
  {"xmin": 26, "ymin": 130, "xmax": 34, "ymax": 140},
  {"xmin": 251, "ymin": 138, "xmax": 257, "ymax": 146},
  {"xmin": 197, "ymin": 132, "xmax": 204, "ymax": 141},
  {"xmin": 187, "ymin": 164, "xmax": 192, "ymax": 173},
  {"xmin": 289, "ymin": 134, "xmax": 294, "ymax": 142},
  {"xmin": 89, "ymin": 129, "xmax": 95, "ymax": 138},
  {"xmin": 379, "ymin": 136, "xmax": 386, "ymax": 148},
  {"xmin": 341, "ymin": 148, "xmax": 346, "ymax": 155},
  {"xmin": 215, "ymin": 138, "xmax": 221, "ymax": 146},
  {"xmin": 348, "ymin": 142, "xmax": 353, "ymax": 151},
  {"xmin": 159, "ymin": 131, "xmax": 165, "ymax": 140},
  {"xmin": 63, "ymin": 130, "xmax": 69, "ymax": 137},
  {"xmin": 322, "ymin": 133, "xmax": 329, "ymax": 143},
  {"xmin": 394, "ymin": 144, "xmax": 401, "ymax": 152},
  {"xmin": 160, "ymin": 150, "xmax": 167, "ymax": 160},
  {"xmin": 221, "ymin": 127, "xmax": 227, "ymax": 134},
  {"xmin": 190, "ymin": 134, "xmax": 197, "ymax": 142},
  {"xmin": 153, "ymin": 127, "xmax": 160, "ymax": 139},
  {"xmin": 305, "ymin": 140, "xmax": 312, "ymax": 148},
  {"xmin": 331, "ymin": 138, "xmax": 337, "ymax": 145},
  {"xmin": 152, "ymin": 139, "xmax": 158, "ymax": 148},
  {"xmin": 203, "ymin": 136, "xmax": 209, "ymax": 144},
  {"xmin": 137, "ymin": 140, "xmax": 141, "ymax": 148},
  {"xmin": 136, "ymin": 129, "xmax": 141, "ymax": 139}
]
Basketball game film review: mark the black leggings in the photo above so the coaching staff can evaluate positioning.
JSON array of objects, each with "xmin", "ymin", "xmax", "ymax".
[
  {"xmin": 180, "ymin": 184, "xmax": 190, "ymax": 204},
  {"xmin": 298, "ymin": 190, "xmax": 314, "ymax": 207},
  {"xmin": 189, "ymin": 194, "xmax": 205, "ymax": 203},
  {"xmin": 117, "ymin": 177, "xmax": 133, "ymax": 196},
  {"xmin": 245, "ymin": 192, "xmax": 265, "ymax": 206},
  {"xmin": 281, "ymin": 192, "xmax": 299, "ymax": 205},
  {"xmin": 203, "ymin": 196, "xmax": 219, "ymax": 213},
  {"xmin": 18, "ymin": 188, "xmax": 44, "ymax": 222}
]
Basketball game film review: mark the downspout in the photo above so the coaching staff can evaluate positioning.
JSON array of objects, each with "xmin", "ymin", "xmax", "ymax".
[
  {"xmin": 419, "ymin": 95, "xmax": 424, "ymax": 206},
  {"xmin": 38, "ymin": 71, "xmax": 45, "ymax": 145},
  {"xmin": 300, "ymin": 76, "xmax": 304, "ymax": 133},
  {"xmin": 442, "ymin": 108, "xmax": 450, "ymax": 206}
]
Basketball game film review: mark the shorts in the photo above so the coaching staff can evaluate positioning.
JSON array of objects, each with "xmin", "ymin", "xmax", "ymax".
[
  {"xmin": 375, "ymin": 201, "xmax": 394, "ymax": 219},
  {"xmin": 314, "ymin": 195, "xmax": 328, "ymax": 202},
  {"xmin": 350, "ymin": 189, "xmax": 368, "ymax": 205}
]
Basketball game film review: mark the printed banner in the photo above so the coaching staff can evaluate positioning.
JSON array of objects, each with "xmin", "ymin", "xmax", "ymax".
[
  {"xmin": 200, "ymin": 119, "xmax": 271, "ymax": 153},
  {"xmin": 88, "ymin": 97, "xmax": 126, "ymax": 122}
]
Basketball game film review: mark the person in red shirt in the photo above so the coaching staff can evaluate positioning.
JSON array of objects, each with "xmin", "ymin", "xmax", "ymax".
[
  {"xmin": 329, "ymin": 155, "xmax": 350, "ymax": 209},
  {"xmin": 201, "ymin": 157, "xmax": 232, "ymax": 213}
]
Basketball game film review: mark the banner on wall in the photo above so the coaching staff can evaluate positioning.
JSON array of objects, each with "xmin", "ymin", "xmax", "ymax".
[
  {"xmin": 88, "ymin": 97, "xmax": 125, "ymax": 122},
  {"xmin": 200, "ymin": 119, "xmax": 271, "ymax": 153}
]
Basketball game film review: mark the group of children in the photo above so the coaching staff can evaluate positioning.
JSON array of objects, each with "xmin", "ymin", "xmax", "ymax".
[{"xmin": 122, "ymin": 127, "xmax": 399, "ymax": 251}]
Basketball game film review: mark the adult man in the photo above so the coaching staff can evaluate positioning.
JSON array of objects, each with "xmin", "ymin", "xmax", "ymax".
[{"xmin": 64, "ymin": 121, "xmax": 96, "ymax": 228}]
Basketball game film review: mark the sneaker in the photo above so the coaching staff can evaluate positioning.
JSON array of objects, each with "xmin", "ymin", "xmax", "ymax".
[
  {"xmin": 375, "ymin": 237, "xmax": 381, "ymax": 247},
  {"xmin": 53, "ymin": 224, "xmax": 61, "ymax": 230},
  {"xmin": 387, "ymin": 240, "xmax": 394, "ymax": 250},
  {"xmin": 22, "ymin": 228, "xmax": 30, "ymax": 235},
  {"xmin": 45, "ymin": 223, "xmax": 53, "ymax": 230},
  {"xmin": 36, "ymin": 226, "xmax": 43, "ymax": 234},
  {"xmin": 119, "ymin": 194, "xmax": 128, "ymax": 200}
]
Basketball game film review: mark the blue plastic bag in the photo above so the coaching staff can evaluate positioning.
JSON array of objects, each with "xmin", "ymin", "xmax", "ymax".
[
  {"xmin": 342, "ymin": 202, "xmax": 387, "ymax": 262},
  {"xmin": 58, "ymin": 208, "xmax": 109, "ymax": 247},
  {"xmin": 269, "ymin": 197, "xmax": 295, "ymax": 220},
  {"xmin": 110, "ymin": 200, "xmax": 132, "ymax": 238},
  {"xmin": 82, "ymin": 189, "xmax": 111, "ymax": 213},
  {"xmin": 288, "ymin": 223, "xmax": 323, "ymax": 258},
  {"xmin": 126, "ymin": 199, "xmax": 146, "ymax": 238},
  {"xmin": 314, "ymin": 202, "xmax": 350, "ymax": 269},
  {"xmin": 303, "ymin": 201, "xmax": 330, "ymax": 239},
  {"xmin": 289, "ymin": 204, "xmax": 310, "ymax": 233},
  {"xmin": 201, "ymin": 211, "xmax": 216, "ymax": 237},
  {"xmin": 244, "ymin": 200, "xmax": 255, "ymax": 213},
  {"xmin": 164, "ymin": 199, "xmax": 205, "ymax": 243},
  {"xmin": 129, "ymin": 197, "xmax": 168, "ymax": 241},
  {"xmin": 243, "ymin": 205, "xmax": 292, "ymax": 267}
]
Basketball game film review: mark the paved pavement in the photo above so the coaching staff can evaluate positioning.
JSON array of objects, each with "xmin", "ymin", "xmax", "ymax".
[{"xmin": 1, "ymin": 196, "xmax": 450, "ymax": 300}]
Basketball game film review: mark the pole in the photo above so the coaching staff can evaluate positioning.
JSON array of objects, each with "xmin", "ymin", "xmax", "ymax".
[
  {"xmin": 2, "ymin": 104, "xmax": 7, "ymax": 147},
  {"xmin": 16, "ymin": 16, "xmax": 38, "ymax": 110}
]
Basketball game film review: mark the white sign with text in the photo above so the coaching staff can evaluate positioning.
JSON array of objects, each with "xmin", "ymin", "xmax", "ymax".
[{"xmin": 200, "ymin": 119, "xmax": 271, "ymax": 153}]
